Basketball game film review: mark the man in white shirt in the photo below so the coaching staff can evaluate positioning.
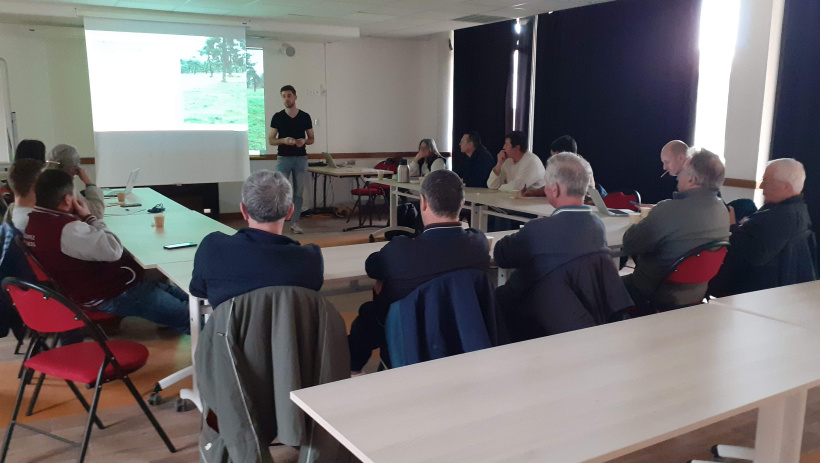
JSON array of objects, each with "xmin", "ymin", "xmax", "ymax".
[{"xmin": 487, "ymin": 131, "xmax": 545, "ymax": 192}]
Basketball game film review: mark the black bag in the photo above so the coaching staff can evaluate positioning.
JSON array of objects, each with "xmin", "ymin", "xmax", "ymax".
[{"xmin": 385, "ymin": 203, "xmax": 422, "ymax": 241}]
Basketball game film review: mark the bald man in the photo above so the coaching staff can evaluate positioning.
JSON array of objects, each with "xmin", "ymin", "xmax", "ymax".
[
  {"xmin": 710, "ymin": 158, "xmax": 816, "ymax": 295},
  {"xmin": 659, "ymin": 140, "xmax": 689, "ymax": 177}
]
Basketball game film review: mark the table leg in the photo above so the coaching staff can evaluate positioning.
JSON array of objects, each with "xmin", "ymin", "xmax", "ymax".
[
  {"xmin": 177, "ymin": 295, "xmax": 203, "ymax": 412},
  {"xmin": 312, "ymin": 172, "xmax": 319, "ymax": 211},
  {"xmin": 753, "ymin": 389, "xmax": 807, "ymax": 463},
  {"xmin": 323, "ymin": 174, "xmax": 328, "ymax": 209}
]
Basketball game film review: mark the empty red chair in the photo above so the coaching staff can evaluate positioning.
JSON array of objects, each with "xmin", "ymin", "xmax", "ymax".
[
  {"xmin": 603, "ymin": 190, "xmax": 641, "ymax": 212},
  {"xmin": 0, "ymin": 277, "xmax": 177, "ymax": 463},
  {"xmin": 346, "ymin": 159, "xmax": 399, "ymax": 231}
]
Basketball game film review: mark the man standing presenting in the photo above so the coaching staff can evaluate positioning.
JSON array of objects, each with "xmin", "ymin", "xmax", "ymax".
[{"xmin": 269, "ymin": 85, "xmax": 314, "ymax": 234}]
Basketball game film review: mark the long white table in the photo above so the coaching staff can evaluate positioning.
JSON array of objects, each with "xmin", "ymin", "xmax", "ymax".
[
  {"xmin": 374, "ymin": 179, "xmax": 634, "ymax": 245},
  {"xmin": 292, "ymin": 303, "xmax": 820, "ymax": 463},
  {"xmin": 714, "ymin": 281, "xmax": 820, "ymax": 329}
]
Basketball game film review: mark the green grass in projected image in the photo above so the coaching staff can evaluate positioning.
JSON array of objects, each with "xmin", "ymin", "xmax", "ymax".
[{"xmin": 181, "ymin": 73, "xmax": 266, "ymax": 151}]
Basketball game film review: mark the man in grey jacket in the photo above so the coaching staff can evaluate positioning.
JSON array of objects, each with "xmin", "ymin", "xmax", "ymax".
[{"xmin": 622, "ymin": 149, "xmax": 730, "ymax": 306}]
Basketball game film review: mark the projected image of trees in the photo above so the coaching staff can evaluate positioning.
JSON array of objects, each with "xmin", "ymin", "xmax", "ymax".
[{"xmin": 180, "ymin": 37, "xmax": 265, "ymax": 150}]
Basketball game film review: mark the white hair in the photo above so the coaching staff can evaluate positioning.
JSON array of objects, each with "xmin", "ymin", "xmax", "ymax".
[
  {"xmin": 768, "ymin": 158, "xmax": 805, "ymax": 193},
  {"xmin": 241, "ymin": 170, "xmax": 293, "ymax": 223},
  {"xmin": 544, "ymin": 152, "xmax": 592, "ymax": 197}
]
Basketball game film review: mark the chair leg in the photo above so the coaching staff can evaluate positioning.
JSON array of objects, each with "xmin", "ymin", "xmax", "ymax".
[
  {"xmin": 1, "ymin": 367, "xmax": 30, "ymax": 463},
  {"xmin": 76, "ymin": 382, "xmax": 103, "ymax": 463},
  {"xmin": 24, "ymin": 336, "xmax": 58, "ymax": 415},
  {"xmin": 347, "ymin": 194, "xmax": 362, "ymax": 224},
  {"xmin": 122, "ymin": 377, "xmax": 176, "ymax": 453},
  {"xmin": 25, "ymin": 373, "xmax": 47, "ymax": 416},
  {"xmin": 13, "ymin": 328, "xmax": 28, "ymax": 355},
  {"xmin": 66, "ymin": 381, "xmax": 104, "ymax": 430}
]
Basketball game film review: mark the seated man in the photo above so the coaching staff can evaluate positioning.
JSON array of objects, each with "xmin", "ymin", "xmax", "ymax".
[
  {"xmin": 522, "ymin": 135, "xmax": 606, "ymax": 197},
  {"xmin": 24, "ymin": 169, "xmax": 189, "ymax": 333},
  {"xmin": 622, "ymin": 149, "xmax": 730, "ymax": 306},
  {"xmin": 494, "ymin": 153, "xmax": 609, "ymax": 310},
  {"xmin": 487, "ymin": 131, "xmax": 545, "ymax": 192},
  {"xmin": 349, "ymin": 169, "xmax": 490, "ymax": 373},
  {"xmin": 190, "ymin": 170, "xmax": 323, "ymax": 308},
  {"xmin": 659, "ymin": 140, "xmax": 690, "ymax": 177},
  {"xmin": 46, "ymin": 144, "xmax": 104, "ymax": 220},
  {"xmin": 710, "ymin": 158, "xmax": 815, "ymax": 295},
  {"xmin": 454, "ymin": 131, "xmax": 495, "ymax": 188},
  {"xmin": 5, "ymin": 159, "xmax": 43, "ymax": 231}
]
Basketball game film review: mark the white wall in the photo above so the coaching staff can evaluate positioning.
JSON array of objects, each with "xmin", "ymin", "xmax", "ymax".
[
  {"xmin": 0, "ymin": 24, "xmax": 95, "ymax": 158},
  {"xmin": 218, "ymin": 34, "xmax": 453, "ymax": 213}
]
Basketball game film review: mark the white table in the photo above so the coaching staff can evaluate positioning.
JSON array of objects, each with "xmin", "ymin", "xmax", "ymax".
[
  {"xmin": 307, "ymin": 166, "xmax": 387, "ymax": 216},
  {"xmin": 714, "ymin": 280, "xmax": 820, "ymax": 329},
  {"xmin": 103, "ymin": 189, "xmax": 236, "ymax": 411},
  {"xmin": 292, "ymin": 304, "xmax": 820, "ymax": 463}
]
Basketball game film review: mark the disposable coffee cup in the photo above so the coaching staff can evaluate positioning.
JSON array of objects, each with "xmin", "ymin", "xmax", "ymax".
[
  {"xmin": 640, "ymin": 207, "xmax": 652, "ymax": 219},
  {"xmin": 377, "ymin": 170, "xmax": 384, "ymax": 181},
  {"xmin": 117, "ymin": 192, "xmax": 126, "ymax": 203},
  {"xmin": 153, "ymin": 214, "xmax": 165, "ymax": 229}
]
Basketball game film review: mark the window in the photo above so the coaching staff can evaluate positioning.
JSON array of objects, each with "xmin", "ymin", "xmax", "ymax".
[
  {"xmin": 694, "ymin": 0, "xmax": 742, "ymax": 158},
  {"xmin": 246, "ymin": 47, "xmax": 265, "ymax": 154}
]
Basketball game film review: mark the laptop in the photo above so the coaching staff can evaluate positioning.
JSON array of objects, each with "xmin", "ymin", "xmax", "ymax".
[
  {"xmin": 104, "ymin": 168, "xmax": 140, "ymax": 197},
  {"xmin": 322, "ymin": 152, "xmax": 338, "ymax": 168},
  {"xmin": 587, "ymin": 185, "xmax": 627, "ymax": 216}
]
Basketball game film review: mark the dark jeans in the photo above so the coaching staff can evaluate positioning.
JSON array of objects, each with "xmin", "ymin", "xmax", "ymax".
[
  {"xmin": 348, "ymin": 300, "xmax": 386, "ymax": 372},
  {"xmin": 98, "ymin": 280, "xmax": 190, "ymax": 334}
]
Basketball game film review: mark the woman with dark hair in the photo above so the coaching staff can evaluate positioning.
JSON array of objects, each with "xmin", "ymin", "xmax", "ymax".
[
  {"xmin": 14, "ymin": 139, "xmax": 46, "ymax": 162},
  {"xmin": 409, "ymin": 138, "xmax": 447, "ymax": 177}
]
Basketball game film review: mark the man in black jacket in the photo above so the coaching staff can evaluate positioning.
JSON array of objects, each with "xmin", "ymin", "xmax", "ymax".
[
  {"xmin": 190, "ymin": 170, "xmax": 323, "ymax": 308},
  {"xmin": 711, "ymin": 158, "xmax": 816, "ymax": 295},
  {"xmin": 453, "ymin": 132, "xmax": 495, "ymax": 188},
  {"xmin": 348, "ymin": 169, "xmax": 490, "ymax": 373}
]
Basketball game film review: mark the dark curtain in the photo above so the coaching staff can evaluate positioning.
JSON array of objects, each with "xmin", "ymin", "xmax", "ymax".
[
  {"xmin": 453, "ymin": 20, "xmax": 516, "ymax": 155},
  {"xmin": 770, "ymin": 0, "xmax": 820, "ymax": 231},
  {"xmin": 533, "ymin": 0, "xmax": 701, "ymax": 203},
  {"xmin": 506, "ymin": 16, "xmax": 536, "ymax": 138}
]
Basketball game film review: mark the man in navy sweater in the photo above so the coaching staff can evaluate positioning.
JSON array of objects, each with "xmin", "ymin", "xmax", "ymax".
[
  {"xmin": 349, "ymin": 169, "xmax": 490, "ymax": 373},
  {"xmin": 190, "ymin": 170, "xmax": 323, "ymax": 308}
]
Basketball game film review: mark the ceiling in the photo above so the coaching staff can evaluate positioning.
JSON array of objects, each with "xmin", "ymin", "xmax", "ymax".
[{"xmin": 0, "ymin": 0, "xmax": 617, "ymax": 40}]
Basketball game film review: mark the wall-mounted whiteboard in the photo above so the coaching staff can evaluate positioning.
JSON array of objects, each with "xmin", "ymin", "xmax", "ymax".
[{"xmin": 0, "ymin": 58, "xmax": 13, "ymax": 163}]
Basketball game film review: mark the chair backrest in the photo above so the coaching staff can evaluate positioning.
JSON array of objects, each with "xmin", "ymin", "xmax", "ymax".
[
  {"xmin": 509, "ymin": 251, "xmax": 634, "ymax": 341},
  {"xmin": 384, "ymin": 269, "xmax": 503, "ymax": 367},
  {"xmin": 13, "ymin": 235, "xmax": 52, "ymax": 284},
  {"xmin": 375, "ymin": 158, "xmax": 400, "ymax": 174},
  {"xmin": 664, "ymin": 241, "xmax": 730, "ymax": 284},
  {"xmin": 2, "ymin": 277, "xmax": 88, "ymax": 334},
  {"xmin": 603, "ymin": 191, "xmax": 641, "ymax": 212}
]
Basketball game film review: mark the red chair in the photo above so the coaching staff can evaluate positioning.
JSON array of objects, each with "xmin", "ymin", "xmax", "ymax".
[
  {"xmin": 0, "ymin": 277, "xmax": 176, "ymax": 463},
  {"xmin": 647, "ymin": 240, "xmax": 730, "ymax": 312},
  {"xmin": 603, "ymin": 190, "xmax": 641, "ymax": 212},
  {"xmin": 345, "ymin": 160, "xmax": 399, "ymax": 231}
]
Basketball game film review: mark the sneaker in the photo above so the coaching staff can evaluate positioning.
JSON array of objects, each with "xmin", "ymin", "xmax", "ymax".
[{"xmin": 290, "ymin": 223, "xmax": 304, "ymax": 234}]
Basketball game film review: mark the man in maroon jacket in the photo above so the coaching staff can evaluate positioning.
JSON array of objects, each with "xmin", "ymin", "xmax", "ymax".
[{"xmin": 24, "ymin": 169, "xmax": 189, "ymax": 333}]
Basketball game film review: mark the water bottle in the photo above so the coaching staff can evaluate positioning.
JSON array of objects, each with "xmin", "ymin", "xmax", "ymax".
[{"xmin": 397, "ymin": 159, "xmax": 409, "ymax": 183}]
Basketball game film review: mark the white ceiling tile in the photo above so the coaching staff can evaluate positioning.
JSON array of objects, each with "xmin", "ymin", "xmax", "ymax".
[{"xmin": 344, "ymin": 11, "xmax": 394, "ymax": 22}]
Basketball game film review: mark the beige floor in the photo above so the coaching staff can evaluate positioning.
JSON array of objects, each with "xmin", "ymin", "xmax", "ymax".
[{"xmin": 3, "ymin": 214, "xmax": 820, "ymax": 462}]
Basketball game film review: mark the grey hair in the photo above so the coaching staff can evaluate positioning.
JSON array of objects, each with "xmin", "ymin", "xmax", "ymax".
[
  {"xmin": 681, "ymin": 148, "xmax": 726, "ymax": 190},
  {"xmin": 768, "ymin": 158, "xmax": 805, "ymax": 193},
  {"xmin": 544, "ymin": 152, "xmax": 592, "ymax": 197},
  {"xmin": 419, "ymin": 138, "xmax": 442, "ymax": 157},
  {"xmin": 241, "ymin": 170, "xmax": 293, "ymax": 223},
  {"xmin": 46, "ymin": 144, "xmax": 81, "ymax": 172}
]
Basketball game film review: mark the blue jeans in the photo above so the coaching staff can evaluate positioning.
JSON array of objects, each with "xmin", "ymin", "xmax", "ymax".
[
  {"xmin": 98, "ymin": 280, "xmax": 190, "ymax": 334},
  {"xmin": 276, "ymin": 155, "xmax": 308, "ymax": 223}
]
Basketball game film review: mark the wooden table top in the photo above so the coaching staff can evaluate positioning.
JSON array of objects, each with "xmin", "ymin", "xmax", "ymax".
[
  {"xmin": 714, "ymin": 280, "xmax": 820, "ymax": 329},
  {"xmin": 291, "ymin": 304, "xmax": 820, "ymax": 463}
]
